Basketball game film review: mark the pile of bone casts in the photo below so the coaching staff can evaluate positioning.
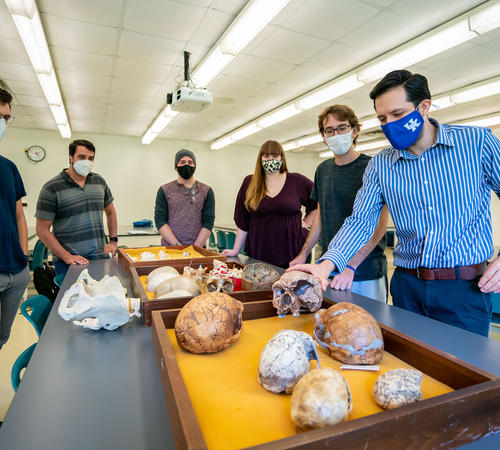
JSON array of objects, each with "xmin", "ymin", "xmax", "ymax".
[{"xmin": 175, "ymin": 270, "xmax": 424, "ymax": 432}]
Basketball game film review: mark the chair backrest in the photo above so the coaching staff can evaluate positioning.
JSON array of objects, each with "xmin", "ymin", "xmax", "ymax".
[
  {"xmin": 216, "ymin": 229, "xmax": 227, "ymax": 250},
  {"xmin": 21, "ymin": 295, "xmax": 52, "ymax": 337},
  {"xmin": 11, "ymin": 343, "xmax": 36, "ymax": 391},
  {"xmin": 32, "ymin": 239, "xmax": 49, "ymax": 270},
  {"xmin": 54, "ymin": 273, "xmax": 65, "ymax": 288},
  {"xmin": 225, "ymin": 231, "xmax": 236, "ymax": 250}
]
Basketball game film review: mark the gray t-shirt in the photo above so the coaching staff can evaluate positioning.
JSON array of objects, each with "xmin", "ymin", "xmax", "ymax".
[{"xmin": 311, "ymin": 154, "xmax": 387, "ymax": 281}]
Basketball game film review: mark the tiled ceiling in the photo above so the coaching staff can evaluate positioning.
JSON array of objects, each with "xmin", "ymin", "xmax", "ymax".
[{"xmin": 1, "ymin": 0, "xmax": 499, "ymax": 153}]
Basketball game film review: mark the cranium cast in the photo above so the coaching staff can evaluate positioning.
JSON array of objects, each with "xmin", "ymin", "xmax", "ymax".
[
  {"xmin": 146, "ymin": 266, "xmax": 179, "ymax": 292},
  {"xmin": 58, "ymin": 269, "xmax": 140, "ymax": 331},
  {"xmin": 258, "ymin": 330, "xmax": 319, "ymax": 394},
  {"xmin": 291, "ymin": 368, "xmax": 352, "ymax": 431},
  {"xmin": 313, "ymin": 302, "xmax": 384, "ymax": 364},
  {"xmin": 155, "ymin": 275, "xmax": 200, "ymax": 298},
  {"xmin": 272, "ymin": 271, "xmax": 323, "ymax": 317},
  {"xmin": 373, "ymin": 368, "xmax": 423, "ymax": 409},
  {"xmin": 174, "ymin": 292, "xmax": 243, "ymax": 353}
]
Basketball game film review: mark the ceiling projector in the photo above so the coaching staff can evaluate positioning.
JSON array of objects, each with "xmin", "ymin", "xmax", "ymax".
[
  {"xmin": 168, "ymin": 51, "xmax": 213, "ymax": 113},
  {"xmin": 171, "ymin": 84, "xmax": 213, "ymax": 113}
]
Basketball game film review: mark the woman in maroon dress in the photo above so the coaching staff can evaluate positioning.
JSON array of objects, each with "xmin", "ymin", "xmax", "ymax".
[{"xmin": 222, "ymin": 140, "xmax": 317, "ymax": 268}]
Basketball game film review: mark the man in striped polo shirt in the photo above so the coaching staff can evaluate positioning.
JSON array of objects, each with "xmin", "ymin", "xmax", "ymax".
[
  {"xmin": 291, "ymin": 70, "xmax": 500, "ymax": 336},
  {"xmin": 36, "ymin": 139, "xmax": 118, "ymax": 276}
]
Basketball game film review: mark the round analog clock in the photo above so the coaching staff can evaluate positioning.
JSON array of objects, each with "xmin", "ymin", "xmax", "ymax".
[{"xmin": 25, "ymin": 145, "xmax": 46, "ymax": 162}]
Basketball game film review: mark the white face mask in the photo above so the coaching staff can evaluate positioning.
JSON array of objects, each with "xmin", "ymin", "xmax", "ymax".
[
  {"xmin": 0, "ymin": 118, "xmax": 6, "ymax": 141},
  {"xmin": 73, "ymin": 159, "xmax": 93, "ymax": 177},
  {"xmin": 325, "ymin": 130, "xmax": 353, "ymax": 156}
]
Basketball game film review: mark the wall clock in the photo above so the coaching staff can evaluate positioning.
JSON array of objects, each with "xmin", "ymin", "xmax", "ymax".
[{"xmin": 25, "ymin": 145, "xmax": 46, "ymax": 162}]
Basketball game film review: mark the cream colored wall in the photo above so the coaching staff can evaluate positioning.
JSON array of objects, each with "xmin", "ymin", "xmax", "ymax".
[{"xmin": 0, "ymin": 127, "xmax": 319, "ymax": 230}]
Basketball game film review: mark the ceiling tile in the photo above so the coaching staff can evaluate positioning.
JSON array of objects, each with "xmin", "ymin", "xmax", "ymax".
[
  {"xmin": 41, "ymin": 13, "xmax": 119, "ymax": 55},
  {"xmin": 188, "ymin": 7, "xmax": 234, "ymax": 46},
  {"xmin": 283, "ymin": 0, "xmax": 381, "ymax": 42},
  {"xmin": 0, "ymin": 2, "xmax": 21, "ymax": 40},
  {"xmin": 15, "ymin": 95, "xmax": 49, "ymax": 108},
  {"xmin": 51, "ymin": 47, "xmax": 115, "ymax": 76},
  {"xmin": 123, "ymin": 0, "xmax": 205, "ymax": 41},
  {"xmin": 6, "ymin": 80, "xmax": 44, "ymax": 98},
  {"xmin": 111, "ymin": 78, "xmax": 163, "ymax": 99},
  {"xmin": 209, "ymin": 75, "xmax": 268, "ymax": 97},
  {"xmin": 0, "ymin": 61, "xmax": 37, "ymax": 83},
  {"xmin": 0, "ymin": 38, "xmax": 31, "ymax": 65},
  {"xmin": 57, "ymin": 70, "xmax": 112, "ymax": 92},
  {"xmin": 118, "ymin": 31, "xmax": 185, "ymax": 66},
  {"xmin": 113, "ymin": 58, "xmax": 171, "ymax": 84},
  {"xmin": 250, "ymin": 28, "xmax": 330, "ymax": 65},
  {"xmin": 38, "ymin": 0, "xmax": 124, "ymax": 27},
  {"xmin": 226, "ymin": 55, "xmax": 294, "ymax": 83}
]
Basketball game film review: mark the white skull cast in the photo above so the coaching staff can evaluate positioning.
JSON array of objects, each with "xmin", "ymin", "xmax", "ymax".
[
  {"xmin": 272, "ymin": 271, "xmax": 323, "ymax": 317},
  {"xmin": 58, "ymin": 269, "xmax": 141, "ymax": 330}
]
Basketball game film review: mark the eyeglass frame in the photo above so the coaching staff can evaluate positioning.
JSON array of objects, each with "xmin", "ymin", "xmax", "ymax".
[
  {"xmin": 322, "ymin": 124, "xmax": 351, "ymax": 137},
  {"xmin": 0, "ymin": 114, "xmax": 15, "ymax": 125}
]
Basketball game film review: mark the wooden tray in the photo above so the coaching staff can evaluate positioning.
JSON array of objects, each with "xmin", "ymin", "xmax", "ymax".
[
  {"xmin": 151, "ymin": 298, "xmax": 500, "ymax": 449},
  {"xmin": 118, "ymin": 245, "xmax": 225, "ymax": 274},
  {"xmin": 130, "ymin": 262, "xmax": 273, "ymax": 326}
]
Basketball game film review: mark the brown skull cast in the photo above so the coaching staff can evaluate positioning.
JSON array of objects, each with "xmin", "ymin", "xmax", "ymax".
[
  {"xmin": 174, "ymin": 292, "xmax": 243, "ymax": 353},
  {"xmin": 313, "ymin": 302, "xmax": 384, "ymax": 364},
  {"xmin": 272, "ymin": 271, "xmax": 323, "ymax": 317}
]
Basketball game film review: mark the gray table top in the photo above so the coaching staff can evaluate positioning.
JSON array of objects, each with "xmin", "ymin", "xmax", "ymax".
[{"xmin": 1, "ymin": 257, "xmax": 499, "ymax": 449}]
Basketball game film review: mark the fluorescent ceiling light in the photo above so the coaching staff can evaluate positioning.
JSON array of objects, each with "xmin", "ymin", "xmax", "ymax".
[
  {"xmin": 460, "ymin": 114, "xmax": 500, "ymax": 127},
  {"xmin": 192, "ymin": 46, "xmax": 234, "ymax": 87},
  {"xmin": 297, "ymin": 135, "xmax": 323, "ymax": 147},
  {"xmin": 296, "ymin": 75, "xmax": 364, "ymax": 111},
  {"xmin": 361, "ymin": 117, "xmax": 380, "ymax": 130},
  {"xmin": 358, "ymin": 20, "xmax": 476, "ymax": 83},
  {"xmin": 469, "ymin": 1, "xmax": 500, "ymax": 34},
  {"xmin": 6, "ymin": 0, "xmax": 71, "ymax": 138},
  {"xmin": 319, "ymin": 150, "xmax": 333, "ymax": 158},
  {"xmin": 144, "ymin": 0, "xmax": 290, "ymax": 145},
  {"xmin": 141, "ymin": 105, "xmax": 178, "ymax": 144},
  {"xmin": 257, "ymin": 104, "xmax": 301, "ymax": 128},
  {"xmin": 141, "ymin": 129, "xmax": 158, "ymax": 145},
  {"xmin": 356, "ymin": 139, "xmax": 390, "ymax": 152},
  {"xmin": 431, "ymin": 95, "xmax": 455, "ymax": 109},
  {"xmin": 211, "ymin": 136, "xmax": 235, "ymax": 150},
  {"xmin": 231, "ymin": 123, "xmax": 262, "ymax": 141},
  {"xmin": 57, "ymin": 123, "xmax": 71, "ymax": 139},
  {"xmin": 452, "ymin": 77, "xmax": 500, "ymax": 104},
  {"xmin": 221, "ymin": 0, "xmax": 290, "ymax": 54},
  {"xmin": 283, "ymin": 142, "xmax": 298, "ymax": 151}
]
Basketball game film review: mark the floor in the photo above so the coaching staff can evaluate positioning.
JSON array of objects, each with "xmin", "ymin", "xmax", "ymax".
[{"xmin": 1, "ymin": 257, "xmax": 499, "ymax": 423}]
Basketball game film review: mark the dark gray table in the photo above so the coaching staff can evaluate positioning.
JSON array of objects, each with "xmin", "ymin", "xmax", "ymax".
[{"xmin": 1, "ymin": 258, "xmax": 499, "ymax": 449}]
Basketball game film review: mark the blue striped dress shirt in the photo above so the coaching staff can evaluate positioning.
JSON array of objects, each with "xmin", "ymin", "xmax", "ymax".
[{"xmin": 320, "ymin": 119, "xmax": 500, "ymax": 271}]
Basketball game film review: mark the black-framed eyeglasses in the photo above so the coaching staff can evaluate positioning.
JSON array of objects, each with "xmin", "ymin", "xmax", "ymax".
[
  {"xmin": 0, "ymin": 115, "xmax": 14, "ymax": 125},
  {"xmin": 323, "ymin": 124, "xmax": 351, "ymax": 137}
]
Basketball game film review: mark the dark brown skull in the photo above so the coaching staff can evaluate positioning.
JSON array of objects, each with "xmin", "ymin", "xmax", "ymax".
[{"xmin": 272, "ymin": 271, "xmax": 323, "ymax": 317}]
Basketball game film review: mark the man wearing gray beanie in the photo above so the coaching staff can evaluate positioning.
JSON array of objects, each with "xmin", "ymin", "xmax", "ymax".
[{"xmin": 154, "ymin": 149, "xmax": 215, "ymax": 247}]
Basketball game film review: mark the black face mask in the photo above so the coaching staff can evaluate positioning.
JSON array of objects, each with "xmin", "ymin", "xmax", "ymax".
[{"xmin": 177, "ymin": 164, "xmax": 195, "ymax": 180}]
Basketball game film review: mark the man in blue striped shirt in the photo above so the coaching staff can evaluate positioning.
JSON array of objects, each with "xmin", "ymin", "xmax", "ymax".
[{"xmin": 291, "ymin": 70, "xmax": 500, "ymax": 336}]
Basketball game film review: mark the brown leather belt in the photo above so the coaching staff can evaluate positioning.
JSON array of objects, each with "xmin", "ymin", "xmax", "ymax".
[{"xmin": 400, "ymin": 262, "xmax": 486, "ymax": 281}]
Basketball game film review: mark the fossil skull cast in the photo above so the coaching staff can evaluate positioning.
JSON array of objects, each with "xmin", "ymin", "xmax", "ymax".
[
  {"xmin": 258, "ymin": 329, "xmax": 320, "ymax": 394},
  {"xmin": 175, "ymin": 292, "xmax": 243, "ymax": 353},
  {"xmin": 58, "ymin": 269, "xmax": 140, "ymax": 331},
  {"xmin": 313, "ymin": 302, "xmax": 384, "ymax": 364},
  {"xmin": 272, "ymin": 271, "xmax": 323, "ymax": 317}
]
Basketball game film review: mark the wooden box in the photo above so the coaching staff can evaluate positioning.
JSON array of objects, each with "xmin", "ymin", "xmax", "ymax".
[
  {"xmin": 117, "ymin": 245, "xmax": 225, "ymax": 274},
  {"xmin": 151, "ymin": 298, "xmax": 500, "ymax": 449},
  {"xmin": 130, "ymin": 261, "xmax": 273, "ymax": 326}
]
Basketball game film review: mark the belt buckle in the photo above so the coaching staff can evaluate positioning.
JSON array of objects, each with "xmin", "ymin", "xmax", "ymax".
[{"xmin": 416, "ymin": 266, "xmax": 422, "ymax": 280}]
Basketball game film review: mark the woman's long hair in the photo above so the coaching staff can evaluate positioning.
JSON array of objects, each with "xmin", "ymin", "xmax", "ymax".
[{"xmin": 244, "ymin": 140, "xmax": 288, "ymax": 211}]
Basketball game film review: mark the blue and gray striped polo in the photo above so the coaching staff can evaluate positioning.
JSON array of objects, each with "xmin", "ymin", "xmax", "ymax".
[{"xmin": 35, "ymin": 170, "xmax": 114, "ymax": 261}]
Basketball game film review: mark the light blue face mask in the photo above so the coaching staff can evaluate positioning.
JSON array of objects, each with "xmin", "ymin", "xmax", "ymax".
[
  {"xmin": 0, "ymin": 118, "xmax": 6, "ymax": 141},
  {"xmin": 381, "ymin": 105, "xmax": 424, "ymax": 150}
]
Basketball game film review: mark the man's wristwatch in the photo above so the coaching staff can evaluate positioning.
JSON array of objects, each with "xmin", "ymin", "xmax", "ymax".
[{"xmin": 109, "ymin": 236, "xmax": 118, "ymax": 243}]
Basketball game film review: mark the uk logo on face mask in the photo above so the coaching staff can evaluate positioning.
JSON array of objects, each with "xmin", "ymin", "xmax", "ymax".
[{"xmin": 404, "ymin": 118, "xmax": 421, "ymax": 132}]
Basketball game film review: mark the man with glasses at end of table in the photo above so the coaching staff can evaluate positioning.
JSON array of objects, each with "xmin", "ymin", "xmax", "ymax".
[
  {"xmin": 290, "ymin": 104, "xmax": 389, "ymax": 303},
  {"xmin": 0, "ymin": 88, "xmax": 31, "ymax": 349}
]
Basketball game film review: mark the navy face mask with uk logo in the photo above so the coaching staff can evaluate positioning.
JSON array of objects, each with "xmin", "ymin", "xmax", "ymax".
[{"xmin": 381, "ymin": 107, "xmax": 424, "ymax": 150}]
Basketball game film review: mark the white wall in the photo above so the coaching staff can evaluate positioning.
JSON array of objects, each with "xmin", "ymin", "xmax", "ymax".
[{"xmin": 0, "ymin": 127, "xmax": 319, "ymax": 229}]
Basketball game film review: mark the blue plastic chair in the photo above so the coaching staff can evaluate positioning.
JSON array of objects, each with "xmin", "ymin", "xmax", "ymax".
[
  {"xmin": 225, "ymin": 231, "xmax": 236, "ymax": 251},
  {"xmin": 54, "ymin": 273, "xmax": 65, "ymax": 287},
  {"xmin": 216, "ymin": 229, "xmax": 227, "ymax": 251},
  {"xmin": 208, "ymin": 231, "xmax": 217, "ymax": 251},
  {"xmin": 11, "ymin": 343, "xmax": 36, "ymax": 391},
  {"xmin": 32, "ymin": 239, "xmax": 49, "ymax": 270},
  {"xmin": 20, "ymin": 295, "xmax": 52, "ymax": 337}
]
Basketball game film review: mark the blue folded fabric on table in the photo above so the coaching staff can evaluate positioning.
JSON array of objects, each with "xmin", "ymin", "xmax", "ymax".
[{"xmin": 133, "ymin": 219, "xmax": 153, "ymax": 227}]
